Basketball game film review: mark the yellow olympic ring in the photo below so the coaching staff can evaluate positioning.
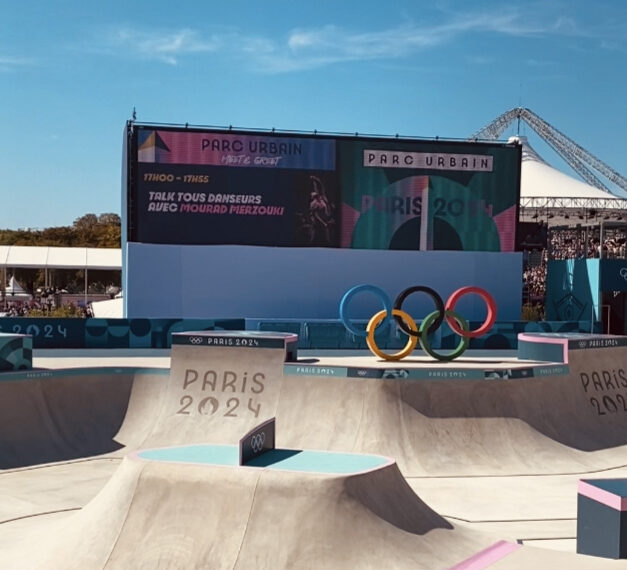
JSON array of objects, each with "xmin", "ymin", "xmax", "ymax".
[{"xmin": 366, "ymin": 309, "xmax": 418, "ymax": 361}]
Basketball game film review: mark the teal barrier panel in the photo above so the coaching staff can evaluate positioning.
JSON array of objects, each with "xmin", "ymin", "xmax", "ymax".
[
  {"xmin": 0, "ymin": 318, "xmax": 245, "ymax": 349},
  {"xmin": 443, "ymin": 320, "xmax": 601, "ymax": 350},
  {"xmin": 0, "ymin": 319, "xmax": 84, "ymax": 348},
  {"xmin": 0, "ymin": 333, "xmax": 32, "ymax": 370},
  {"xmin": 0, "ymin": 317, "xmax": 601, "ymax": 351}
]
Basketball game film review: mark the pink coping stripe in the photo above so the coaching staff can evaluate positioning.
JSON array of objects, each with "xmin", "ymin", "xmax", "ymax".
[
  {"xmin": 517, "ymin": 333, "xmax": 569, "ymax": 364},
  {"xmin": 578, "ymin": 481, "xmax": 627, "ymax": 511},
  {"xmin": 449, "ymin": 540, "xmax": 521, "ymax": 570}
]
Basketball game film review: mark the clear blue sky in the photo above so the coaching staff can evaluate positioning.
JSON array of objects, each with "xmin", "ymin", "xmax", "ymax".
[{"xmin": 2, "ymin": 0, "xmax": 626, "ymax": 230}]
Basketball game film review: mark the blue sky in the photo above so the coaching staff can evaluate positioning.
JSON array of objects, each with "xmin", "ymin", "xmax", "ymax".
[{"xmin": 2, "ymin": 0, "xmax": 626, "ymax": 230}]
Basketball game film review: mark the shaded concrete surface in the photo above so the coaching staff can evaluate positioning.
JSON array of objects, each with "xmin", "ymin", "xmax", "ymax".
[
  {"xmin": 2, "ymin": 456, "xmax": 623, "ymax": 569},
  {"xmin": 0, "ymin": 345, "xmax": 625, "ymax": 567}
]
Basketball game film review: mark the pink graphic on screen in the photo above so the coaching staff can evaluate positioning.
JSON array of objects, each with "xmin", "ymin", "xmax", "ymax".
[
  {"xmin": 493, "ymin": 205, "xmax": 517, "ymax": 252},
  {"xmin": 137, "ymin": 130, "xmax": 335, "ymax": 170}
]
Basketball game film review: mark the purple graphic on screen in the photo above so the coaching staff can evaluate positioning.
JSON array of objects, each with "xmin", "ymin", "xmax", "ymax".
[{"xmin": 138, "ymin": 130, "xmax": 335, "ymax": 170}]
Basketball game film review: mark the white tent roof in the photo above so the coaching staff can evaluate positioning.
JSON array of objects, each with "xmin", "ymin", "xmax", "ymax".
[
  {"xmin": 6, "ymin": 276, "xmax": 30, "ymax": 295},
  {"xmin": 0, "ymin": 246, "xmax": 121, "ymax": 270},
  {"xmin": 514, "ymin": 136, "xmax": 627, "ymax": 210},
  {"xmin": 5, "ymin": 276, "xmax": 32, "ymax": 300}
]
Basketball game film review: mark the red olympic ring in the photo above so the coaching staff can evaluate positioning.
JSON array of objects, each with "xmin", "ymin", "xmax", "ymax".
[{"xmin": 444, "ymin": 287, "xmax": 497, "ymax": 338}]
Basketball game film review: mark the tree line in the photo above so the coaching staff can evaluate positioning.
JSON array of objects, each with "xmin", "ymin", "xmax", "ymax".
[{"xmin": 0, "ymin": 213, "xmax": 121, "ymax": 248}]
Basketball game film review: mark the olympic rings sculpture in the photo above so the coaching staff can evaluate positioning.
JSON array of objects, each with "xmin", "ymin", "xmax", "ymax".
[{"xmin": 339, "ymin": 285, "xmax": 497, "ymax": 362}]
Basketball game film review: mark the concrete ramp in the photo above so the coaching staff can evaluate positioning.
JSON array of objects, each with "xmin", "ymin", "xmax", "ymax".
[
  {"xmin": 3, "ymin": 448, "xmax": 620, "ymax": 569},
  {"xmin": 0, "ymin": 368, "xmax": 167, "ymax": 469},
  {"xmin": 0, "ymin": 331, "xmax": 296, "ymax": 468},
  {"xmin": 141, "ymin": 332, "xmax": 297, "ymax": 448}
]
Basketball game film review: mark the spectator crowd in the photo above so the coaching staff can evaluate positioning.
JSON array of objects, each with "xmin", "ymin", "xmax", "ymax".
[
  {"xmin": 548, "ymin": 228, "xmax": 627, "ymax": 260},
  {"xmin": 1, "ymin": 286, "xmax": 93, "ymax": 317},
  {"xmin": 3, "ymin": 302, "xmax": 92, "ymax": 318},
  {"xmin": 522, "ymin": 226, "xmax": 627, "ymax": 312}
]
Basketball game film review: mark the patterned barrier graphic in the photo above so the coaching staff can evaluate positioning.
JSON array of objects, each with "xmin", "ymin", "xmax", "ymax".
[
  {"xmin": 0, "ymin": 318, "xmax": 245, "ymax": 349},
  {"xmin": 0, "ymin": 334, "xmax": 33, "ymax": 371}
]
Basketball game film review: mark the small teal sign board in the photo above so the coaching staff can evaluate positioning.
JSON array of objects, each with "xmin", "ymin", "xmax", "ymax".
[
  {"xmin": 600, "ymin": 260, "xmax": 627, "ymax": 293},
  {"xmin": 577, "ymin": 478, "xmax": 627, "ymax": 559},
  {"xmin": 239, "ymin": 417, "xmax": 276, "ymax": 466},
  {"xmin": 0, "ymin": 333, "xmax": 32, "ymax": 371},
  {"xmin": 172, "ymin": 331, "xmax": 298, "ymax": 362}
]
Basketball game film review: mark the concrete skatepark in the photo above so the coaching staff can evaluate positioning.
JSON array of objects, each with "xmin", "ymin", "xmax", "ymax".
[{"xmin": 1, "ymin": 330, "xmax": 627, "ymax": 568}]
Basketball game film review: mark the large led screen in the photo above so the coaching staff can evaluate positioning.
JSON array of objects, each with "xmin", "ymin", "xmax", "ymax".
[{"xmin": 125, "ymin": 125, "xmax": 521, "ymax": 251}]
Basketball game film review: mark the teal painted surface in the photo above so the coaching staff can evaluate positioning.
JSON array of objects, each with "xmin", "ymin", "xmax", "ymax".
[
  {"xmin": 517, "ymin": 339, "xmax": 566, "ymax": 363},
  {"xmin": 583, "ymin": 478, "xmax": 627, "ymax": 498},
  {"xmin": 138, "ymin": 445, "xmax": 388, "ymax": 474},
  {"xmin": 587, "ymin": 259, "xmax": 600, "ymax": 319},
  {"xmin": 546, "ymin": 260, "xmax": 600, "ymax": 321},
  {"xmin": 248, "ymin": 449, "xmax": 388, "ymax": 472}
]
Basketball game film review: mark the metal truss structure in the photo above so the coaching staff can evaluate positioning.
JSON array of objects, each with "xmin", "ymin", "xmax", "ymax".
[
  {"xmin": 471, "ymin": 107, "xmax": 627, "ymax": 196},
  {"xmin": 521, "ymin": 197, "xmax": 626, "ymax": 211}
]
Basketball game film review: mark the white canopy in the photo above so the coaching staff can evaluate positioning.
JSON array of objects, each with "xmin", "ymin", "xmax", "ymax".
[
  {"xmin": 518, "ymin": 136, "xmax": 622, "ymax": 200},
  {"xmin": 0, "ymin": 246, "xmax": 121, "ymax": 270},
  {"xmin": 514, "ymin": 136, "xmax": 627, "ymax": 211}
]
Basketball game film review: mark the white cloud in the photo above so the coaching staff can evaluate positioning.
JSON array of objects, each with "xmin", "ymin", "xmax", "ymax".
[
  {"xmin": 0, "ymin": 55, "xmax": 35, "ymax": 72},
  {"xmin": 94, "ymin": 7, "xmax": 624, "ymax": 73},
  {"xmin": 103, "ymin": 27, "xmax": 219, "ymax": 65}
]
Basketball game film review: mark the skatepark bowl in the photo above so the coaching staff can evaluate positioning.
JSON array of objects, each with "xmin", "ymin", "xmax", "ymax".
[{"xmin": 1, "ymin": 330, "xmax": 627, "ymax": 568}]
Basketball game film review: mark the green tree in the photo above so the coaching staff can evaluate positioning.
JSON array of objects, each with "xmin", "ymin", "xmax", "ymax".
[
  {"xmin": 0, "ymin": 213, "xmax": 121, "ymax": 249},
  {"xmin": 98, "ymin": 213, "xmax": 121, "ymax": 225}
]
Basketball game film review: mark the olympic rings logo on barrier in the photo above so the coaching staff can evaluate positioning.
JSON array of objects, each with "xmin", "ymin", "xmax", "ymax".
[
  {"xmin": 250, "ymin": 432, "xmax": 266, "ymax": 453},
  {"xmin": 339, "ymin": 285, "xmax": 497, "ymax": 362}
]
